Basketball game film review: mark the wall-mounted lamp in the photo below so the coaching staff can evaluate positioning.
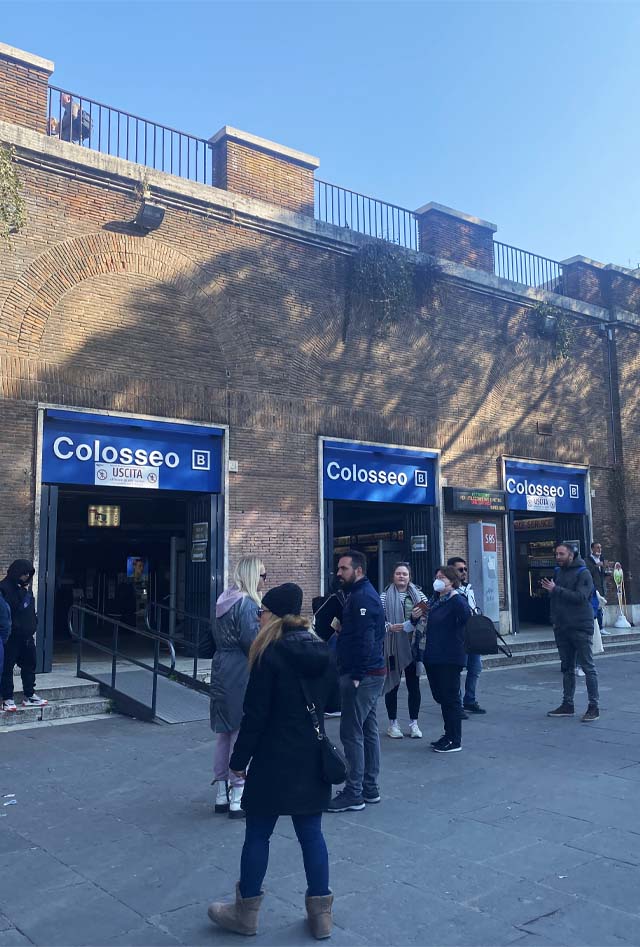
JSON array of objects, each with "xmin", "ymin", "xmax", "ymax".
[{"xmin": 132, "ymin": 201, "xmax": 165, "ymax": 233}]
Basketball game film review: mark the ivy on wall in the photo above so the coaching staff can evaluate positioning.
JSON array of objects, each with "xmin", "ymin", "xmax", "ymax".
[
  {"xmin": 0, "ymin": 144, "xmax": 26, "ymax": 243},
  {"xmin": 344, "ymin": 241, "xmax": 441, "ymax": 340},
  {"xmin": 532, "ymin": 301, "xmax": 571, "ymax": 361}
]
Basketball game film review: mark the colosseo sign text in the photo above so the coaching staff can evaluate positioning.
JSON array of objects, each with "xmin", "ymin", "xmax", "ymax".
[
  {"xmin": 504, "ymin": 460, "xmax": 587, "ymax": 514},
  {"xmin": 323, "ymin": 440, "xmax": 437, "ymax": 505},
  {"xmin": 42, "ymin": 410, "xmax": 224, "ymax": 493}
]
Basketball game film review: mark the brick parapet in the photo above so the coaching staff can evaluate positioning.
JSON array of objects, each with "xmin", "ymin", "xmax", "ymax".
[
  {"xmin": 209, "ymin": 126, "xmax": 318, "ymax": 216},
  {"xmin": 0, "ymin": 43, "xmax": 53, "ymax": 134},
  {"xmin": 416, "ymin": 202, "xmax": 496, "ymax": 272}
]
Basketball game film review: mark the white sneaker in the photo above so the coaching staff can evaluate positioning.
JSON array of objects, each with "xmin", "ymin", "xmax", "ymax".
[
  {"xmin": 22, "ymin": 694, "xmax": 48, "ymax": 707},
  {"xmin": 2, "ymin": 699, "xmax": 17, "ymax": 712},
  {"xmin": 576, "ymin": 668, "xmax": 585, "ymax": 678},
  {"xmin": 408, "ymin": 721, "xmax": 423, "ymax": 739},
  {"xmin": 228, "ymin": 784, "xmax": 245, "ymax": 820},
  {"xmin": 387, "ymin": 721, "xmax": 403, "ymax": 739},
  {"xmin": 214, "ymin": 781, "xmax": 229, "ymax": 813}
]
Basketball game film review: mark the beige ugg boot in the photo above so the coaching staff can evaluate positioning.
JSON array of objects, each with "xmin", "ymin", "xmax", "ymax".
[
  {"xmin": 207, "ymin": 883, "xmax": 264, "ymax": 936},
  {"xmin": 305, "ymin": 892, "xmax": 334, "ymax": 939}
]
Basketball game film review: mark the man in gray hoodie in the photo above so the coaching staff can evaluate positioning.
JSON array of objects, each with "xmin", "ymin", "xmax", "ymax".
[{"xmin": 542, "ymin": 543, "xmax": 599, "ymax": 722}]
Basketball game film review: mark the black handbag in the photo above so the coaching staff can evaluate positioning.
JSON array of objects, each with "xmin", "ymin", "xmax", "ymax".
[
  {"xmin": 299, "ymin": 677, "xmax": 347, "ymax": 786},
  {"xmin": 464, "ymin": 610, "xmax": 513, "ymax": 658}
]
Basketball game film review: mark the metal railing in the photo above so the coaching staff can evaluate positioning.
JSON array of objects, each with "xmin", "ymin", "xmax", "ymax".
[
  {"xmin": 68, "ymin": 604, "xmax": 210, "ymax": 721},
  {"xmin": 493, "ymin": 240, "xmax": 564, "ymax": 294},
  {"xmin": 145, "ymin": 600, "xmax": 214, "ymax": 685},
  {"xmin": 315, "ymin": 179, "xmax": 420, "ymax": 250},
  {"xmin": 45, "ymin": 85, "xmax": 571, "ymax": 297},
  {"xmin": 47, "ymin": 86, "xmax": 214, "ymax": 185}
]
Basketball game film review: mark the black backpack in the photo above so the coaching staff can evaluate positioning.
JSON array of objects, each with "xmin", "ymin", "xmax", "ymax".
[{"xmin": 464, "ymin": 610, "xmax": 512, "ymax": 658}]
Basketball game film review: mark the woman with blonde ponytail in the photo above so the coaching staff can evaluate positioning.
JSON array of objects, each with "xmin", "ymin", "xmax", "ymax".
[
  {"xmin": 208, "ymin": 584, "xmax": 337, "ymax": 941},
  {"xmin": 210, "ymin": 556, "xmax": 267, "ymax": 819}
]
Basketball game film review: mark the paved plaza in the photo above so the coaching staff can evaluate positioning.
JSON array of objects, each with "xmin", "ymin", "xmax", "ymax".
[{"xmin": 2, "ymin": 652, "xmax": 640, "ymax": 947}]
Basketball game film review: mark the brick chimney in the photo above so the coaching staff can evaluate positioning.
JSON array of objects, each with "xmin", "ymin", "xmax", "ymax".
[
  {"xmin": 0, "ymin": 43, "xmax": 54, "ymax": 134},
  {"xmin": 209, "ymin": 126, "xmax": 319, "ymax": 216}
]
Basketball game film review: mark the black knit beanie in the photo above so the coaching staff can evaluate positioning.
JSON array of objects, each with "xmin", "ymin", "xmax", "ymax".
[{"xmin": 262, "ymin": 582, "xmax": 303, "ymax": 618}]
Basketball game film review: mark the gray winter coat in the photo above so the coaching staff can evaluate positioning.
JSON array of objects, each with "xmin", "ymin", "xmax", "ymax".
[{"xmin": 210, "ymin": 594, "xmax": 260, "ymax": 732}]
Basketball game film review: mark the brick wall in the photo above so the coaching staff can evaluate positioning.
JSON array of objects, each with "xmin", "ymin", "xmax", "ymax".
[
  {"xmin": 0, "ymin": 126, "xmax": 632, "ymax": 613},
  {"xmin": 0, "ymin": 46, "xmax": 52, "ymax": 134},
  {"xmin": 210, "ymin": 128, "xmax": 317, "ymax": 216},
  {"xmin": 416, "ymin": 204, "xmax": 495, "ymax": 271}
]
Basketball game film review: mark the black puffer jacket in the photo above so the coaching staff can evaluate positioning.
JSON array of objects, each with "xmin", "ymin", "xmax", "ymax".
[
  {"xmin": 0, "ymin": 560, "xmax": 37, "ymax": 639},
  {"xmin": 550, "ymin": 556, "xmax": 594, "ymax": 634},
  {"xmin": 230, "ymin": 627, "xmax": 336, "ymax": 816}
]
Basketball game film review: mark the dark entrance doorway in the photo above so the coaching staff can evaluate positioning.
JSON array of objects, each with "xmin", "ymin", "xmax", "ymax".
[
  {"xmin": 325, "ymin": 500, "xmax": 439, "ymax": 594},
  {"xmin": 36, "ymin": 485, "xmax": 222, "ymax": 672},
  {"xmin": 508, "ymin": 511, "xmax": 589, "ymax": 632}
]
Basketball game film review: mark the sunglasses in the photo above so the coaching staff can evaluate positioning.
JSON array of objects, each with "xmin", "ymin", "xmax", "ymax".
[
  {"xmin": 260, "ymin": 573, "xmax": 267, "ymax": 580},
  {"xmin": 456, "ymin": 567, "xmax": 468, "ymax": 573}
]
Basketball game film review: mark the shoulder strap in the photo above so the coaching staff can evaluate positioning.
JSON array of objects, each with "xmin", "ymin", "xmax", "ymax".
[{"xmin": 299, "ymin": 677, "xmax": 324, "ymax": 741}]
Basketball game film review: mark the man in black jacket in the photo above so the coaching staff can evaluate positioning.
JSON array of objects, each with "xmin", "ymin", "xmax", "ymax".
[
  {"xmin": 327, "ymin": 551, "xmax": 386, "ymax": 813},
  {"xmin": 0, "ymin": 560, "xmax": 47, "ymax": 712},
  {"xmin": 542, "ymin": 544, "xmax": 599, "ymax": 722}
]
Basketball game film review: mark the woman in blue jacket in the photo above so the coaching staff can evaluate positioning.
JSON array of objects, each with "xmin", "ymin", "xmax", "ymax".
[{"xmin": 424, "ymin": 565, "xmax": 471, "ymax": 754}]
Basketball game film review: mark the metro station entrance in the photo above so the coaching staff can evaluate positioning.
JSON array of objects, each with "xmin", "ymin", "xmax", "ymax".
[
  {"xmin": 321, "ymin": 438, "xmax": 440, "ymax": 595},
  {"xmin": 504, "ymin": 459, "xmax": 590, "ymax": 634},
  {"xmin": 328, "ymin": 500, "xmax": 437, "ymax": 593},
  {"xmin": 36, "ymin": 408, "xmax": 225, "ymax": 672}
]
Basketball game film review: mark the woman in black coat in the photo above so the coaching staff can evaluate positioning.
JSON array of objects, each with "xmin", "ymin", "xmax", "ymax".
[{"xmin": 208, "ymin": 583, "xmax": 336, "ymax": 940}]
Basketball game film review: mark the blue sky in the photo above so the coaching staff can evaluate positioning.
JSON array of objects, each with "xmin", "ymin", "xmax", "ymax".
[{"xmin": 3, "ymin": 1, "xmax": 639, "ymax": 268}]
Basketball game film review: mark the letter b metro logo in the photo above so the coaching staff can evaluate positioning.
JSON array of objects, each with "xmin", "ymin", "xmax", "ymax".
[
  {"xmin": 414, "ymin": 470, "xmax": 428, "ymax": 488},
  {"xmin": 192, "ymin": 449, "xmax": 211, "ymax": 471}
]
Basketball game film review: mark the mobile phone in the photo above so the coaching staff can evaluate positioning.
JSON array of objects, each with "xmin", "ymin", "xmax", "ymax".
[{"xmin": 416, "ymin": 600, "xmax": 429, "ymax": 614}]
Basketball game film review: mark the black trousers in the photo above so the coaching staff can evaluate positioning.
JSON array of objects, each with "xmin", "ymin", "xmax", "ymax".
[
  {"xmin": 1, "ymin": 635, "xmax": 36, "ymax": 700},
  {"xmin": 385, "ymin": 660, "xmax": 421, "ymax": 720},
  {"xmin": 425, "ymin": 663, "xmax": 463, "ymax": 745}
]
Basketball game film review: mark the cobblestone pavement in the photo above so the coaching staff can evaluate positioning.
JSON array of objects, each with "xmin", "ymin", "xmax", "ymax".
[{"xmin": 2, "ymin": 652, "xmax": 640, "ymax": 946}]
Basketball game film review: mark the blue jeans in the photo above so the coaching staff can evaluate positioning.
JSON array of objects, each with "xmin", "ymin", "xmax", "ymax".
[
  {"xmin": 463, "ymin": 653, "xmax": 482, "ymax": 705},
  {"xmin": 339, "ymin": 674, "xmax": 385, "ymax": 798},
  {"xmin": 239, "ymin": 814, "xmax": 329, "ymax": 898}
]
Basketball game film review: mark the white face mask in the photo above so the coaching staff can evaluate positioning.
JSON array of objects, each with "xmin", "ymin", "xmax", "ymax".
[{"xmin": 433, "ymin": 578, "xmax": 446, "ymax": 593}]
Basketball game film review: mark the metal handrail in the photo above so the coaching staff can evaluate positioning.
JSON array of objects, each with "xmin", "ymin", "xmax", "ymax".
[
  {"xmin": 315, "ymin": 179, "xmax": 420, "ymax": 250},
  {"xmin": 493, "ymin": 240, "xmax": 564, "ymax": 293},
  {"xmin": 145, "ymin": 599, "xmax": 213, "ymax": 684},
  {"xmin": 67, "ymin": 603, "xmax": 211, "ymax": 721},
  {"xmin": 47, "ymin": 85, "xmax": 213, "ymax": 185},
  {"xmin": 68, "ymin": 604, "xmax": 168, "ymax": 718}
]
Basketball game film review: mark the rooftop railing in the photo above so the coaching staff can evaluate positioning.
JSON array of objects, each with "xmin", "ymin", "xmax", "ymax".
[
  {"xmin": 45, "ymin": 85, "xmax": 566, "ymax": 297},
  {"xmin": 493, "ymin": 240, "xmax": 564, "ymax": 295},
  {"xmin": 314, "ymin": 179, "xmax": 420, "ymax": 251},
  {"xmin": 47, "ymin": 85, "xmax": 214, "ymax": 185}
]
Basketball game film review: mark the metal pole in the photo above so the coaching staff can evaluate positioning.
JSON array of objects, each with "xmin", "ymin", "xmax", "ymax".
[
  {"xmin": 152, "ymin": 639, "xmax": 159, "ymax": 717},
  {"xmin": 111, "ymin": 621, "xmax": 118, "ymax": 690}
]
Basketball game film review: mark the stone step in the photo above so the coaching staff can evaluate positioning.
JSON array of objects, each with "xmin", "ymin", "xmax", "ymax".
[
  {"xmin": 13, "ymin": 681, "xmax": 102, "ymax": 703},
  {"xmin": 500, "ymin": 630, "xmax": 640, "ymax": 654},
  {"xmin": 0, "ymin": 696, "xmax": 112, "ymax": 728},
  {"xmin": 484, "ymin": 638, "xmax": 640, "ymax": 669}
]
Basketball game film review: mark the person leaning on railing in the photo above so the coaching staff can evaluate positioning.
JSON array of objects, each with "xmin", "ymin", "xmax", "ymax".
[{"xmin": 48, "ymin": 93, "xmax": 91, "ymax": 143}]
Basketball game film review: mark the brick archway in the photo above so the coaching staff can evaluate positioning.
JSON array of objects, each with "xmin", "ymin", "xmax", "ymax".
[{"xmin": 1, "ymin": 232, "xmax": 224, "ymax": 355}]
